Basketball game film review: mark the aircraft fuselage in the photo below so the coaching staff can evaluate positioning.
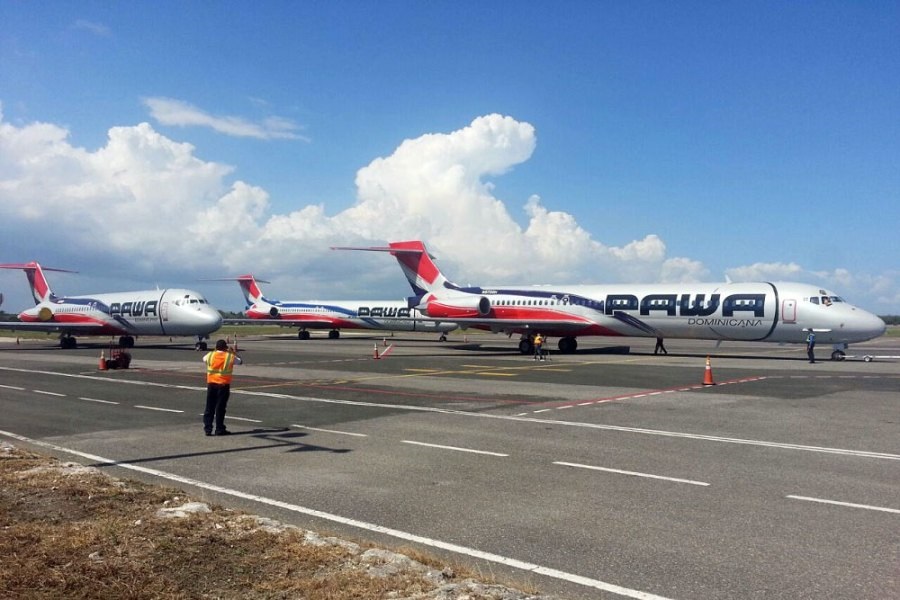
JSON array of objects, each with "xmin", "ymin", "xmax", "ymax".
[{"xmin": 425, "ymin": 281, "xmax": 885, "ymax": 346}]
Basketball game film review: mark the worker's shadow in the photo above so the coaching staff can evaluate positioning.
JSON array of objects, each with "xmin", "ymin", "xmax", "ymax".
[
  {"xmin": 265, "ymin": 429, "xmax": 353, "ymax": 454},
  {"xmin": 89, "ymin": 428, "xmax": 351, "ymax": 469}
]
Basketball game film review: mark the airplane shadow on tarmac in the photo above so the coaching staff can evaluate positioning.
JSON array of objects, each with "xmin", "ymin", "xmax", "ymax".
[{"xmin": 442, "ymin": 342, "xmax": 825, "ymax": 362}]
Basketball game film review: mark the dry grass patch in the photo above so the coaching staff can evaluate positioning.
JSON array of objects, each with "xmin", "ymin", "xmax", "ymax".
[{"xmin": 0, "ymin": 442, "xmax": 551, "ymax": 599}]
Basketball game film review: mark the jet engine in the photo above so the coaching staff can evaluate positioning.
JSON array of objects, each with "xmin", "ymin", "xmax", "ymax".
[{"xmin": 425, "ymin": 296, "xmax": 491, "ymax": 319}]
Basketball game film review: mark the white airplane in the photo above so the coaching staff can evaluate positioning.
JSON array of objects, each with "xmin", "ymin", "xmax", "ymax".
[
  {"xmin": 215, "ymin": 274, "xmax": 457, "ymax": 340},
  {"xmin": 335, "ymin": 241, "xmax": 886, "ymax": 360},
  {"xmin": 0, "ymin": 262, "xmax": 223, "ymax": 349}
]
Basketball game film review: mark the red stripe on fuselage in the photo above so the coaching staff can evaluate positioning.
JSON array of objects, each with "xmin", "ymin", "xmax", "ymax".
[{"xmin": 17, "ymin": 313, "xmax": 128, "ymax": 335}]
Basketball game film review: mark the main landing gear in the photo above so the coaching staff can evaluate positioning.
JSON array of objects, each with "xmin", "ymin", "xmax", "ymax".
[
  {"xmin": 296, "ymin": 330, "xmax": 340, "ymax": 340},
  {"xmin": 518, "ymin": 334, "xmax": 579, "ymax": 354}
]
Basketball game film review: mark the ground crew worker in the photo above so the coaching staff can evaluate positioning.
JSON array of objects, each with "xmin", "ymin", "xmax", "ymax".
[
  {"xmin": 806, "ymin": 329, "xmax": 816, "ymax": 363},
  {"xmin": 202, "ymin": 339, "xmax": 242, "ymax": 436},
  {"xmin": 533, "ymin": 333, "xmax": 545, "ymax": 361},
  {"xmin": 654, "ymin": 336, "xmax": 668, "ymax": 355}
]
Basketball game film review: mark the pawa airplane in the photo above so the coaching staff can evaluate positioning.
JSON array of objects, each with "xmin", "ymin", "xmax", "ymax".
[
  {"xmin": 0, "ymin": 262, "xmax": 223, "ymax": 349},
  {"xmin": 216, "ymin": 274, "xmax": 457, "ymax": 340},
  {"xmin": 335, "ymin": 241, "xmax": 886, "ymax": 360}
]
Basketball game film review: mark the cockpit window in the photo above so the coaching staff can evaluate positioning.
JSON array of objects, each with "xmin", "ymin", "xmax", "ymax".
[{"xmin": 809, "ymin": 297, "xmax": 819, "ymax": 305}]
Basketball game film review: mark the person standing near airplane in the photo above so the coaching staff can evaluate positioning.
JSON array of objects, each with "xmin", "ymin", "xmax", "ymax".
[
  {"xmin": 533, "ymin": 333, "xmax": 545, "ymax": 361},
  {"xmin": 806, "ymin": 329, "xmax": 816, "ymax": 363},
  {"xmin": 654, "ymin": 336, "xmax": 668, "ymax": 355},
  {"xmin": 202, "ymin": 339, "xmax": 242, "ymax": 436}
]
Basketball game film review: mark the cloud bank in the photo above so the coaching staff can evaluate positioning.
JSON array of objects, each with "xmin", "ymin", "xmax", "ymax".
[{"xmin": 0, "ymin": 105, "xmax": 895, "ymax": 313}]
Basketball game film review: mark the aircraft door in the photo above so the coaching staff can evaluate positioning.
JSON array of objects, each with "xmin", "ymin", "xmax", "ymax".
[
  {"xmin": 782, "ymin": 299, "xmax": 797, "ymax": 324},
  {"xmin": 161, "ymin": 301, "xmax": 169, "ymax": 322}
]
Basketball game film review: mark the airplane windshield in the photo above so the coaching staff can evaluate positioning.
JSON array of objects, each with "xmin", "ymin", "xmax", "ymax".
[
  {"xmin": 174, "ymin": 295, "xmax": 209, "ymax": 306},
  {"xmin": 808, "ymin": 296, "xmax": 844, "ymax": 306}
]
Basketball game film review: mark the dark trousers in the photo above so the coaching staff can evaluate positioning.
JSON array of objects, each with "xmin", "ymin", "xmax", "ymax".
[
  {"xmin": 204, "ymin": 383, "xmax": 230, "ymax": 433},
  {"xmin": 807, "ymin": 344, "xmax": 816, "ymax": 362}
]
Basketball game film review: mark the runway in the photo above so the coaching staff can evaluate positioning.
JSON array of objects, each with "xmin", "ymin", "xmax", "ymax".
[{"xmin": 1, "ymin": 331, "xmax": 898, "ymax": 599}]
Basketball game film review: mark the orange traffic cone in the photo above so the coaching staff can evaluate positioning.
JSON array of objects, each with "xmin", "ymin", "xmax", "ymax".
[
  {"xmin": 702, "ymin": 356, "xmax": 715, "ymax": 385},
  {"xmin": 99, "ymin": 351, "xmax": 107, "ymax": 371},
  {"xmin": 383, "ymin": 337, "xmax": 388, "ymax": 346},
  {"xmin": 373, "ymin": 344, "xmax": 380, "ymax": 360}
]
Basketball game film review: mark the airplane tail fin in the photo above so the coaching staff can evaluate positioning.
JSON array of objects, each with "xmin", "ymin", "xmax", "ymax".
[
  {"xmin": 234, "ymin": 274, "xmax": 267, "ymax": 306},
  {"xmin": 203, "ymin": 275, "xmax": 271, "ymax": 307},
  {"xmin": 0, "ymin": 262, "xmax": 74, "ymax": 304},
  {"xmin": 331, "ymin": 240, "xmax": 454, "ymax": 297}
]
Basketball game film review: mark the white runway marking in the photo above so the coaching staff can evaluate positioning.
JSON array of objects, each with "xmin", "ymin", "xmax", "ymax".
[
  {"xmin": 555, "ymin": 461, "xmax": 710, "ymax": 486},
  {"xmin": 225, "ymin": 416, "xmax": 262, "ymax": 423},
  {"xmin": 0, "ymin": 384, "xmax": 25, "ymax": 391},
  {"xmin": 79, "ymin": 397, "xmax": 119, "ymax": 405},
  {"xmin": 134, "ymin": 405, "xmax": 184, "ymax": 413},
  {"xmin": 786, "ymin": 495, "xmax": 900, "ymax": 514},
  {"xmin": 402, "ymin": 440, "xmax": 509, "ymax": 457},
  {"xmin": 33, "ymin": 389, "xmax": 65, "ymax": 397},
  {"xmin": 0, "ymin": 429, "xmax": 672, "ymax": 600}
]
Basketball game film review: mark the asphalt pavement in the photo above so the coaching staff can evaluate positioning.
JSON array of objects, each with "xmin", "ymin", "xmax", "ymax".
[{"xmin": 1, "ymin": 331, "xmax": 898, "ymax": 599}]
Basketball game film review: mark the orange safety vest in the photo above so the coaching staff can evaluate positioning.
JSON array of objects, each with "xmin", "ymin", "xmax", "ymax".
[{"xmin": 205, "ymin": 350, "xmax": 237, "ymax": 385}]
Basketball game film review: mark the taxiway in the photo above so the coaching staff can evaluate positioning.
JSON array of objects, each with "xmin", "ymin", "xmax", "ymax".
[{"xmin": 1, "ymin": 331, "xmax": 897, "ymax": 599}]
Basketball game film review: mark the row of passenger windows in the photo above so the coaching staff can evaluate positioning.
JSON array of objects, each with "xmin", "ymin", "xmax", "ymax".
[{"xmin": 493, "ymin": 299, "xmax": 596, "ymax": 307}]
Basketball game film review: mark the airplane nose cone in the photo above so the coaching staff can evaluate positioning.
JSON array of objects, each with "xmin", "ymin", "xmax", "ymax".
[
  {"xmin": 854, "ymin": 310, "xmax": 886, "ymax": 342},
  {"xmin": 204, "ymin": 308, "xmax": 224, "ymax": 331},
  {"xmin": 187, "ymin": 306, "xmax": 223, "ymax": 333},
  {"xmin": 870, "ymin": 313, "xmax": 887, "ymax": 339}
]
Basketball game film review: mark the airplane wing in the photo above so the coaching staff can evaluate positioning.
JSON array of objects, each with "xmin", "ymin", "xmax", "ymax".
[
  {"xmin": 352, "ymin": 311, "xmax": 662, "ymax": 337},
  {"xmin": 0, "ymin": 321, "xmax": 109, "ymax": 334},
  {"xmin": 354, "ymin": 315, "xmax": 597, "ymax": 335},
  {"xmin": 223, "ymin": 318, "xmax": 343, "ymax": 328}
]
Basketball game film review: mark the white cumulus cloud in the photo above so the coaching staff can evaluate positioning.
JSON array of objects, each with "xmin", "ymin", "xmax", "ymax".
[{"xmin": 0, "ymin": 105, "xmax": 896, "ymax": 314}]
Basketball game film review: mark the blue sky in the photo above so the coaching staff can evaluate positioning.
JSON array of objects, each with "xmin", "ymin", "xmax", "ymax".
[{"xmin": 1, "ymin": 1, "xmax": 898, "ymax": 314}]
